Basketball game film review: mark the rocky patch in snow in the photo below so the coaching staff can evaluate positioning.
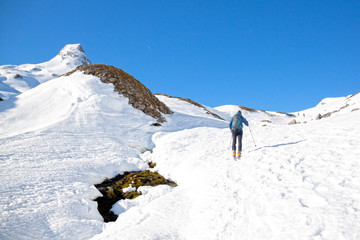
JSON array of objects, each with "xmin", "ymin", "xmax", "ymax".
[
  {"xmin": 237, "ymin": 105, "xmax": 295, "ymax": 118},
  {"xmin": 65, "ymin": 64, "xmax": 173, "ymax": 122},
  {"xmin": 288, "ymin": 119, "xmax": 298, "ymax": 125},
  {"xmin": 94, "ymin": 170, "xmax": 177, "ymax": 222},
  {"xmin": 156, "ymin": 93, "xmax": 224, "ymax": 120}
]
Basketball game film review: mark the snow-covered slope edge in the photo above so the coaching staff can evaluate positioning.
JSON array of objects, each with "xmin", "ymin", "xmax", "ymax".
[{"xmin": 0, "ymin": 44, "xmax": 90, "ymax": 100}]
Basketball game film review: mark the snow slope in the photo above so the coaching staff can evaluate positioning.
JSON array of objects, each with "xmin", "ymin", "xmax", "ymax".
[
  {"xmin": 91, "ymin": 102, "xmax": 360, "ymax": 240},
  {"xmin": 1, "ymin": 50, "xmax": 359, "ymax": 239},
  {"xmin": 0, "ymin": 71, "xmax": 155, "ymax": 239},
  {"xmin": 294, "ymin": 92, "xmax": 360, "ymax": 121},
  {"xmin": 0, "ymin": 44, "xmax": 90, "ymax": 100},
  {"xmin": 0, "ymin": 69, "xmax": 225, "ymax": 240}
]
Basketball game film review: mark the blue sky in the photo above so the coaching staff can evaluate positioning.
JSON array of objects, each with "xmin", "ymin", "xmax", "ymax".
[{"xmin": 1, "ymin": 0, "xmax": 359, "ymax": 112}]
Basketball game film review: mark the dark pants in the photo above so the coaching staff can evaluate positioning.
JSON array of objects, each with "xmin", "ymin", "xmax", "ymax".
[{"xmin": 232, "ymin": 130, "xmax": 243, "ymax": 153}]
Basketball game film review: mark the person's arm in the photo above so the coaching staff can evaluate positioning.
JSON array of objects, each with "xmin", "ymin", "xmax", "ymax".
[
  {"xmin": 229, "ymin": 117, "xmax": 233, "ymax": 129},
  {"xmin": 242, "ymin": 116, "xmax": 249, "ymax": 126}
]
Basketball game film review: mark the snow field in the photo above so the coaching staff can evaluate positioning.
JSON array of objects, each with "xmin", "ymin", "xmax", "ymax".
[
  {"xmin": 93, "ymin": 110, "xmax": 360, "ymax": 239},
  {"xmin": 1, "ymin": 61, "xmax": 359, "ymax": 240},
  {"xmin": 0, "ymin": 73, "xmax": 158, "ymax": 239}
]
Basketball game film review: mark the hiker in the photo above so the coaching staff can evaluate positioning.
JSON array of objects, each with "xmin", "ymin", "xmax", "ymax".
[{"xmin": 229, "ymin": 110, "xmax": 249, "ymax": 158}]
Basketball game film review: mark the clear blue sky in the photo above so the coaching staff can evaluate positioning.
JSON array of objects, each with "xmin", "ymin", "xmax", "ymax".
[{"xmin": 1, "ymin": 0, "xmax": 359, "ymax": 112}]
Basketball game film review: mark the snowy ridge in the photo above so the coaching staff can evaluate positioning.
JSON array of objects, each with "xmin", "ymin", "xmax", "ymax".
[
  {"xmin": 294, "ymin": 91, "xmax": 360, "ymax": 121},
  {"xmin": 215, "ymin": 104, "xmax": 295, "ymax": 126},
  {"xmin": 0, "ymin": 44, "xmax": 90, "ymax": 100}
]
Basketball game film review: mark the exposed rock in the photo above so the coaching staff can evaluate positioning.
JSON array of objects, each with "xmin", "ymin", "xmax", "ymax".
[
  {"xmin": 352, "ymin": 108, "xmax": 360, "ymax": 112},
  {"xmin": 156, "ymin": 94, "xmax": 224, "ymax": 120},
  {"xmin": 0, "ymin": 97, "xmax": 3, "ymax": 101},
  {"xmin": 237, "ymin": 106, "xmax": 295, "ymax": 117},
  {"xmin": 65, "ymin": 64, "xmax": 173, "ymax": 122},
  {"xmin": 322, "ymin": 112, "xmax": 332, "ymax": 118},
  {"xmin": 340, "ymin": 104, "xmax": 349, "ymax": 110},
  {"xmin": 148, "ymin": 161, "xmax": 157, "ymax": 168},
  {"xmin": 14, "ymin": 74, "xmax": 22, "ymax": 79},
  {"xmin": 261, "ymin": 120, "xmax": 272, "ymax": 123},
  {"xmin": 349, "ymin": 91, "xmax": 360, "ymax": 98},
  {"xmin": 316, "ymin": 114, "xmax": 322, "ymax": 120},
  {"xmin": 238, "ymin": 105, "xmax": 257, "ymax": 112},
  {"xmin": 276, "ymin": 112, "xmax": 296, "ymax": 117},
  {"xmin": 288, "ymin": 119, "xmax": 298, "ymax": 125},
  {"xmin": 94, "ymin": 170, "xmax": 177, "ymax": 222}
]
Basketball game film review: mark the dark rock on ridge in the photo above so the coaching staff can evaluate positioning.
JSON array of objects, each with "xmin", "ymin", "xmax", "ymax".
[
  {"xmin": 156, "ymin": 94, "xmax": 224, "ymax": 120},
  {"xmin": 65, "ymin": 64, "xmax": 173, "ymax": 122}
]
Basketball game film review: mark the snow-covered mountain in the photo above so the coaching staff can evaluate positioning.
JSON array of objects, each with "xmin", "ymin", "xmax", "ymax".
[
  {"xmin": 0, "ymin": 46, "xmax": 359, "ymax": 240},
  {"xmin": 0, "ymin": 44, "xmax": 90, "ymax": 100},
  {"xmin": 296, "ymin": 92, "xmax": 360, "ymax": 120}
]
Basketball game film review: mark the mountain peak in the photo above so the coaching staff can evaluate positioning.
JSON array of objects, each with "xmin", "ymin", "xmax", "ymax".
[{"xmin": 56, "ymin": 44, "xmax": 91, "ymax": 66}]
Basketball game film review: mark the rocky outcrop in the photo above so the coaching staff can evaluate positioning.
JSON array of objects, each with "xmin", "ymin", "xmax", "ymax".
[
  {"xmin": 66, "ymin": 64, "xmax": 173, "ymax": 122},
  {"xmin": 288, "ymin": 119, "xmax": 298, "ymax": 125},
  {"xmin": 0, "ymin": 97, "xmax": 3, "ymax": 101},
  {"xmin": 94, "ymin": 170, "xmax": 177, "ymax": 222},
  {"xmin": 316, "ymin": 110, "xmax": 338, "ymax": 120},
  {"xmin": 261, "ymin": 120, "xmax": 272, "ymax": 123}
]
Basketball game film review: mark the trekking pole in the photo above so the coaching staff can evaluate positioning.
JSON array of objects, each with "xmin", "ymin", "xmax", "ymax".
[{"xmin": 248, "ymin": 126, "xmax": 257, "ymax": 148}]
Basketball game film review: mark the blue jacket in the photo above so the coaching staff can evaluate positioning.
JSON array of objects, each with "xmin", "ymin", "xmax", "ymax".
[{"xmin": 229, "ymin": 112, "xmax": 249, "ymax": 130}]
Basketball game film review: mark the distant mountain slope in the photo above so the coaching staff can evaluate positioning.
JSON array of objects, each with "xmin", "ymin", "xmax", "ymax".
[
  {"xmin": 0, "ymin": 44, "xmax": 90, "ymax": 100},
  {"xmin": 215, "ymin": 105, "xmax": 295, "ymax": 126},
  {"xmin": 295, "ymin": 91, "xmax": 360, "ymax": 121},
  {"xmin": 155, "ymin": 94, "xmax": 224, "ymax": 120}
]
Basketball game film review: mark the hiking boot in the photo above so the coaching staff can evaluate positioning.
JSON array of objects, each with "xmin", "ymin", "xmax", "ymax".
[
  {"xmin": 237, "ymin": 152, "xmax": 241, "ymax": 158},
  {"xmin": 233, "ymin": 152, "xmax": 236, "ymax": 158}
]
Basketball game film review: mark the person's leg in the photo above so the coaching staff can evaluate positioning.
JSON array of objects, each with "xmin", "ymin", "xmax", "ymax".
[
  {"xmin": 232, "ymin": 130, "xmax": 237, "ymax": 153},
  {"xmin": 237, "ymin": 130, "xmax": 243, "ymax": 153}
]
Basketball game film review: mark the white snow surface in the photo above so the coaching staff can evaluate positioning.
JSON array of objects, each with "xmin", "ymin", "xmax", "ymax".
[
  {"xmin": 0, "ymin": 44, "xmax": 90, "ymax": 100},
  {"xmin": 1, "ymin": 59, "xmax": 360, "ymax": 239}
]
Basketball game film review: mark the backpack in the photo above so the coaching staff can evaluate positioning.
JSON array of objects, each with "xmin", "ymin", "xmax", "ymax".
[{"xmin": 232, "ymin": 115, "xmax": 241, "ymax": 130}]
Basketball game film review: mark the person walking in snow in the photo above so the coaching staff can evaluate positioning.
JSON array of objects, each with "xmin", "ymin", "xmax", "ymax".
[{"xmin": 229, "ymin": 110, "xmax": 249, "ymax": 158}]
